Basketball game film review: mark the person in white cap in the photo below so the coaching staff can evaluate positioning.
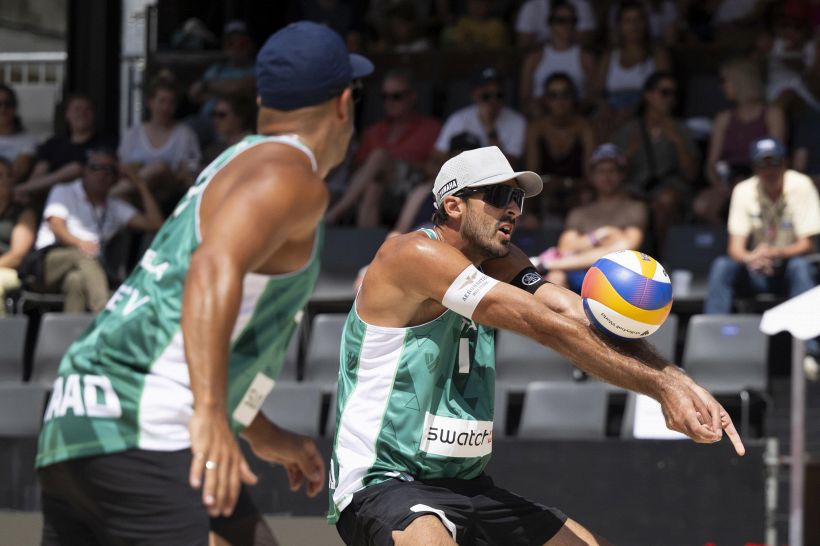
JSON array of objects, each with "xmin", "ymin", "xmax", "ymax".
[{"xmin": 328, "ymin": 145, "xmax": 744, "ymax": 546}]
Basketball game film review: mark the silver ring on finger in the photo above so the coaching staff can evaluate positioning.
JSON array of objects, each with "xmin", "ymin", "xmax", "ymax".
[{"xmin": 205, "ymin": 460, "xmax": 218, "ymax": 471}]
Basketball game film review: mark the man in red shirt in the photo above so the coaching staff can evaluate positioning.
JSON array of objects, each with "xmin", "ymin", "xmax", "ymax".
[{"xmin": 326, "ymin": 69, "xmax": 441, "ymax": 226}]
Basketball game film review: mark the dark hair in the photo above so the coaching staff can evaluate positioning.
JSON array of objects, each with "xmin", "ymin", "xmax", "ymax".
[
  {"xmin": 146, "ymin": 70, "xmax": 181, "ymax": 101},
  {"xmin": 431, "ymin": 205, "xmax": 449, "ymax": 226},
  {"xmin": 0, "ymin": 83, "xmax": 24, "ymax": 133},
  {"xmin": 638, "ymin": 70, "xmax": 676, "ymax": 117},
  {"xmin": 541, "ymin": 72, "xmax": 579, "ymax": 107},
  {"xmin": 218, "ymin": 93, "xmax": 257, "ymax": 132},
  {"xmin": 616, "ymin": 0, "xmax": 651, "ymax": 50},
  {"xmin": 548, "ymin": 0, "xmax": 578, "ymax": 22}
]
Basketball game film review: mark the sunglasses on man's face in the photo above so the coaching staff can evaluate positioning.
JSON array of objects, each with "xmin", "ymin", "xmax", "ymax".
[
  {"xmin": 350, "ymin": 79, "xmax": 364, "ymax": 104},
  {"xmin": 655, "ymin": 87, "xmax": 677, "ymax": 98},
  {"xmin": 211, "ymin": 109, "xmax": 230, "ymax": 119},
  {"xmin": 549, "ymin": 16, "xmax": 577, "ymax": 26},
  {"xmin": 479, "ymin": 91, "xmax": 504, "ymax": 103},
  {"xmin": 381, "ymin": 90, "xmax": 409, "ymax": 102},
  {"xmin": 754, "ymin": 157, "xmax": 784, "ymax": 170},
  {"xmin": 87, "ymin": 163, "xmax": 118, "ymax": 175},
  {"xmin": 546, "ymin": 89, "xmax": 573, "ymax": 100},
  {"xmin": 456, "ymin": 184, "xmax": 525, "ymax": 212}
]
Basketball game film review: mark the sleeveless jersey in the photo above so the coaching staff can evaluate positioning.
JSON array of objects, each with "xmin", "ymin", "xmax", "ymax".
[
  {"xmin": 36, "ymin": 134, "xmax": 322, "ymax": 468},
  {"xmin": 328, "ymin": 228, "xmax": 496, "ymax": 523}
]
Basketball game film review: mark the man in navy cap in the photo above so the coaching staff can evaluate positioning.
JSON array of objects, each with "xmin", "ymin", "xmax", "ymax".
[
  {"xmin": 36, "ymin": 21, "xmax": 372, "ymax": 545},
  {"xmin": 705, "ymin": 137, "xmax": 820, "ymax": 355}
]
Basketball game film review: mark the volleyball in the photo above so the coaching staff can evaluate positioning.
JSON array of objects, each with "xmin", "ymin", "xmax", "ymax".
[{"xmin": 581, "ymin": 250, "xmax": 673, "ymax": 339}]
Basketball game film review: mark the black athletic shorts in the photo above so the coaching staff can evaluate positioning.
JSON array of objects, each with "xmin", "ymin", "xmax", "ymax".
[
  {"xmin": 39, "ymin": 449, "xmax": 271, "ymax": 546},
  {"xmin": 336, "ymin": 475, "xmax": 567, "ymax": 546}
]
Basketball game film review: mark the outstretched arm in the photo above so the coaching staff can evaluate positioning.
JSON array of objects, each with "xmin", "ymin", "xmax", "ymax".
[{"xmin": 390, "ymin": 239, "xmax": 744, "ymax": 455}]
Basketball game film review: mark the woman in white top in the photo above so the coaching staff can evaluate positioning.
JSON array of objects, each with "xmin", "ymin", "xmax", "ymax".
[
  {"xmin": 117, "ymin": 71, "xmax": 201, "ymax": 211},
  {"xmin": 0, "ymin": 84, "xmax": 37, "ymax": 184},
  {"xmin": 593, "ymin": 1, "xmax": 670, "ymax": 140},
  {"xmin": 520, "ymin": 1, "xmax": 596, "ymax": 118}
]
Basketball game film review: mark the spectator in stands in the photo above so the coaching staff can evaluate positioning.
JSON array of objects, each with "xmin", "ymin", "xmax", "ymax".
[
  {"xmin": 515, "ymin": 0, "xmax": 597, "ymax": 48},
  {"xmin": 615, "ymin": 71, "xmax": 699, "ymax": 246},
  {"xmin": 519, "ymin": 1, "xmax": 596, "ymax": 118},
  {"xmin": 34, "ymin": 148, "xmax": 163, "ymax": 312},
  {"xmin": 118, "ymin": 72, "xmax": 201, "ymax": 213},
  {"xmin": 525, "ymin": 72, "xmax": 595, "ymax": 226},
  {"xmin": 187, "ymin": 21, "xmax": 256, "ymax": 122},
  {"xmin": 536, "ymin": 143, "xmax": 648, "ymax": 292},
  {"xmin": 15, "ymin": 94, "xmax": 111, "ymax": 206},
  {"xmin": 202, "ymin": 93, "xmax": 256, "ymax": 164},
  {"xmin": 754, "ymin": 3, "xmax": 820, "ymax": 115},
  {"xmin": 326, "ymin": 69, "xmax": 441, "ymax": 227},
  {"xmin": 607, "ymin": 0, "xmax": 679, "ymax": 45},
  {"xmin": 705, "ymin": 138, "xmax": 820, "ymax": 360},
  {"xmin": 0, "ymin": 83, "xmax": 36, "ymax": 185},
  {"xmin": 441, "ymin": 0, "xmax": 509, "ymax": 50},
  {"xmin": 592, "ymin": 1, "xmax": 671, "ymax": 140},
  {"xmin": 434, "ymin": 67, "xmax": 527, "ymax": 168},
  {"xmin": 0, "ymin": 158, "xmax": 36, "ymax": 314},
  {"xmin": 793, "ymin": 109, "xmax": 820, "ymax": 189},
  {"xmin": 369, "ymin": 1, "xmax": 432, "ymax": 53},
  {"xmin": 694, "ymin": 58, "xmax": 786, "ymax": 225},
  {"xmin": 291, "ymin": 0, "xmax": 365, "ymax": 51}
]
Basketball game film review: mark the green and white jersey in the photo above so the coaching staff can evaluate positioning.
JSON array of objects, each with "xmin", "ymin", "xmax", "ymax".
[
  {"xmin": 328, "ymin": 228, "xmax": 496, "ymax": 523},
  {"xmin": 36, "ymin": 134, "xmax": 322, "ymax": 468}
]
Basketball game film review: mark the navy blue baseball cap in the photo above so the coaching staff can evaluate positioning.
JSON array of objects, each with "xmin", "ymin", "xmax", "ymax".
[
  {"xmin": 256, "ymin": 21, "xmax": 373, "ymax": 111},
  {"xmin": 750, "ymin": 137, "xmax": 786, "ymax": 164}
]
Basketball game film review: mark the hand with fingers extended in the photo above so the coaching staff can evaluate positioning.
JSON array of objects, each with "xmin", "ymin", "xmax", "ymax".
[
  {"xmin": 656, "ymin": 375, "xmax": 746, "ymax": 456},
  {"xmin": 243, "ymin": 415, "xmax": 325, "ymax": 498},
  {"xmin": 188, "ymin": 408, "xmax": 258, "ymax": 518}
]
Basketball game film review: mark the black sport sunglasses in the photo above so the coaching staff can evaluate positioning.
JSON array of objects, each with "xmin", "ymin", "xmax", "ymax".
[{"xmin": 455, "ymin": 184, "xmax": 525, "ymax": 212}]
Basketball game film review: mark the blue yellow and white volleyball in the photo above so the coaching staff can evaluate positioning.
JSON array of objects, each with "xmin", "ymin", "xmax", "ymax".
[{"xmin": 581, "ymin": 250, "xmax": 673, "ymax": 339}]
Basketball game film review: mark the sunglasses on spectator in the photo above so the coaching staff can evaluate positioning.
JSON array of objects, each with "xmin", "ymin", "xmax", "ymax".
[
  {"xmin": 479, "ymin": 91, "xmax": 504, "ymax": 102},
  {"xmin": 0, "ymin": 100, "xmax": 15, "ymax": 109},
  {"xmin": 211, "ymin": 109, "xmax": 230, "ymax": 119},
  {"xmin": 87, "ymin": 163, "xmax": 118, "ymax": 175},
  {"xmin": 655, "ymin": 87, "xmax": 677, "ymax": 97},
  {"xmin": 546, "ymin": 89, "xmax": 573, "ymax": 100},
  {"xmin": 381, "ymin": 90, "xmax": 409, "ymax": 102},
  {"xmin": 455, "ymin": 184, "xmax": 525, "ymax": 212},
  {"xmin": 548, "ymin": 16, "xmax": 577, "ymax": 25},
  {"xmin": 754, "ymin": 158, "xmax": 784, "ymax": 169}
]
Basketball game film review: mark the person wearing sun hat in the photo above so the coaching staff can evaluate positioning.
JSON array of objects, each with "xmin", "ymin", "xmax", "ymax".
[
  {"xmin": 328, "ymin": 144, "xmax": 744, "ymax": 545},
  {"xmin": 35, "ymin": 21, "xmax": 373, "ymax": 545}
]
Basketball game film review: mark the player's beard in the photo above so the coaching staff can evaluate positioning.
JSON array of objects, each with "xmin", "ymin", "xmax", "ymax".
[{"xmin": 462, "ymin": 204, "xmax": 513, "ymax": 260}]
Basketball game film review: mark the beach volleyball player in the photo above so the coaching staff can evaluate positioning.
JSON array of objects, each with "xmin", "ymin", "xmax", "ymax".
[
  {"xmin": 329, "ymin": 146, "xmax": 744, "ymax": 545},
  {"xmin": 35, "ymin": 22, "xmax": 372, "ymax": 545}
]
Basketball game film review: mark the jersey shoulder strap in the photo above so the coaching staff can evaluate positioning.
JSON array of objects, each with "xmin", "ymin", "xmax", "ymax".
[{"xmin": 418, "ymin": 227, "xmax": 438, "ymax": 240}]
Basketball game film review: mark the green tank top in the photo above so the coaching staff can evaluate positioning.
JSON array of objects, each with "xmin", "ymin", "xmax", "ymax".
[
  {"xmin": 36, "ymin": 134, "xmax": 323, "ymax": 468},
  {"xmin": 327, "ymin": 228, "xmax": 496, "ymax": 523}
]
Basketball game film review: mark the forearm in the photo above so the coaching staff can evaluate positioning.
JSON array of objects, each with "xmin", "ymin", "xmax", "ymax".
[
  {"xmin": 0, "ymin": 251, "xmax": 24, "ymax": 269},
  {"xmin": 672, "ymin": 138, "xmax": 697, "ymax": 181},
  {"xmin": 182, "ymin": 252, "xmax": 243, "ymax": 411},
  {"xmin": 515, "ymin": 302, "xmax": 674, "ymax": 397},
  {"xmin": 136, "ymin": 183, "xmax": 164, "ymax": 228},
  {"xmin": 50, "ymin": 221, "xmax": 84, "ymax": 247},
  {"xmin": 771, "ymin": 240, "xmax": 812, "ymax": 260}
]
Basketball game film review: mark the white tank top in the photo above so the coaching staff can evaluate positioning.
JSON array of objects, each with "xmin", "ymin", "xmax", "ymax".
[
  {"xmin": 605, "ymin": 49, "xmax": 656, "ymax": 94},
  {"xmin": 532, "ymin": 44, "xmax": 585, "ymax": 98}
]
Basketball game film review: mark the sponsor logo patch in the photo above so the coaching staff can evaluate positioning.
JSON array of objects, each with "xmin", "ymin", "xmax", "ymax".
[
  {"xmin": 437, "ymin": 179, "xmax": 459, "ymax": 200},
  {"xmin": 419, "ymin": 412, "xmax": 493, "ymax": 458},
  {"xmin": 522, "ymin": 272, "xmax": 542, "ymax": 286}
]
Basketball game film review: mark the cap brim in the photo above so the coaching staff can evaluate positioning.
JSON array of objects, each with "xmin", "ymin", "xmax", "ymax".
[
  {"xmin": 467, "ymin": 170, "xmax": 543, "ymax": 198},
  {"xmin": 350, "ymin": 53, "xmax": 374, "ymax": 79}
]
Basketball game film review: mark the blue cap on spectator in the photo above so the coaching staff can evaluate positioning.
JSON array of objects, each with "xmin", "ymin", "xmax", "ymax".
[
  {"xmin": 750, "ymin": 137, "xmax": 786, "ymax": 164},
  {"xmin": 256, "ymin": 21, "xmax": 373, "ymax": 111}
]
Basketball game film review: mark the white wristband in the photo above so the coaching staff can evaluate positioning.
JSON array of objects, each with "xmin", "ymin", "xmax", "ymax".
[{"xmin": 442, "ymin": 265, "xmax": 499, "ymax": 320}]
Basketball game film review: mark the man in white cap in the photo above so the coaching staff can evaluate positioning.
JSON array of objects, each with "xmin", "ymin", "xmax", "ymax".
[{"xmin": 328, "ymin": 146, "xmax": 744, "ymax": 545}]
